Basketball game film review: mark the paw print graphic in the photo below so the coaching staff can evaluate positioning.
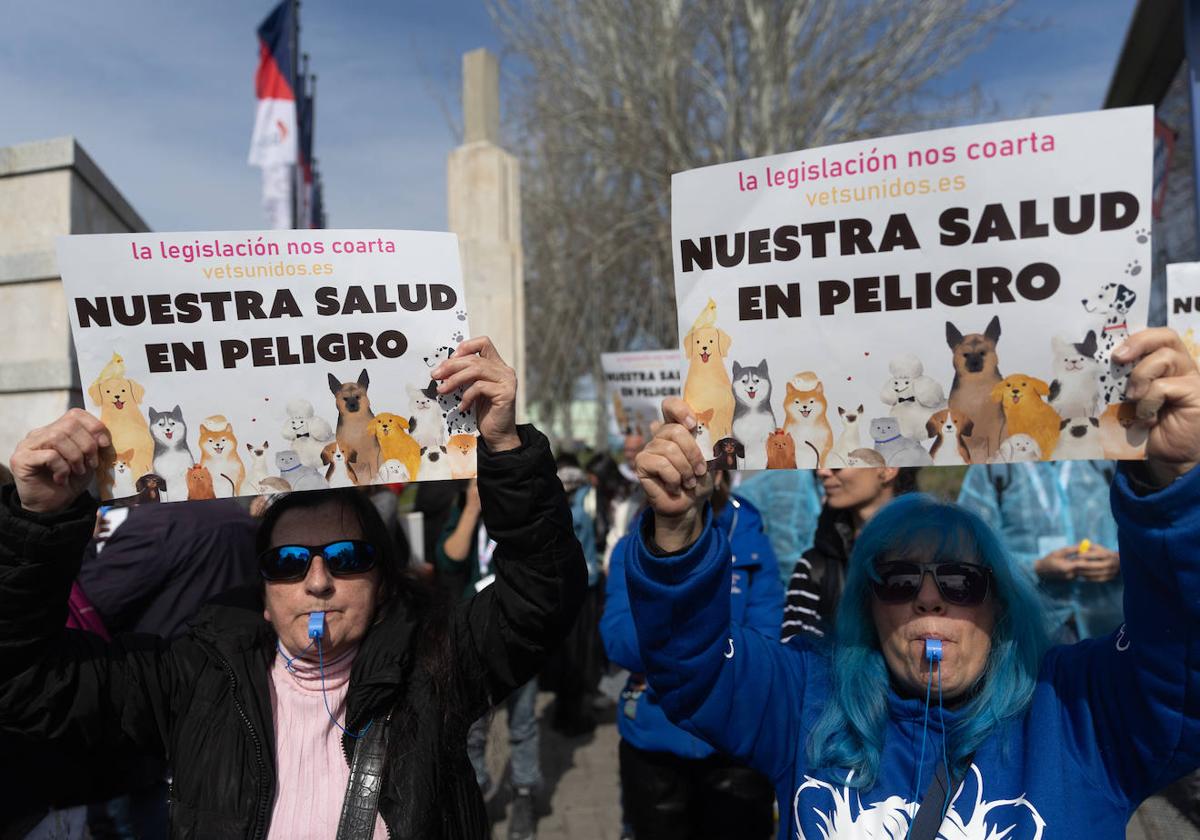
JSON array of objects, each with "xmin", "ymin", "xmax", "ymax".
[
  {"xmin": 455, "ymin": 309, "xmax": 467, "ymax": 321},
  {"xmin": 452, "ymin": 330, "xmax": 464, "ymax": 343},
  {"xmin": 1134, "ymin": 227, "xmax": 1150, "ymax": 244},
  {"xmin": 1125, "ymin": 260, "xmax": 1142, "ymax": 277}
]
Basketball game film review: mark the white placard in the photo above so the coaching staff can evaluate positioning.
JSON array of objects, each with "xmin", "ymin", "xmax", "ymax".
[
  {"xmin": 672, "ymin": 108, "xmax": 1153, "ymax": 469},
  {"xmin": 57, "ymin": 230, "xmax": 478, "ymax": 502},
  {"xmin": 601, "ymin": 350, "xmax": 683, "ymax": 437},
  {"xmin": 1167, "ymin": 261, "xmax": 1200, "ymax": 367}
]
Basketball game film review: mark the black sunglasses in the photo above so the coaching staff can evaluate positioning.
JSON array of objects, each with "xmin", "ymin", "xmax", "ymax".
[
  {"xmin": 872, "ymin": 561, "xmax": 992, "ymax": 607},
  {"xmin": 258, "ymin": 540, "xmax": 378, "ymax": 582}
]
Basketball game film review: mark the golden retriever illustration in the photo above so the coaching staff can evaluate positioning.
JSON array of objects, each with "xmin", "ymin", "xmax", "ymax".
[
  {"xmin": 89, "ymin": 375, "xmax": 155, "ymax": 497},
  {"xmin": 367, "ymin": 413, "xmax": 422, "ymax": 482},
  {"xmin": 683, "ymin": 314, "xmax": 734, "ymax": 441},
  {"xmin": 990, "ymin": 375, "xmax": 1060, "ymax": 459}
]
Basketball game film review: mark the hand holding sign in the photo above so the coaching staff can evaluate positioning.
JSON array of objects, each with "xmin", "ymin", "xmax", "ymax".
[
  {"xmin": 10, "ymin": 409, "xmax": 110, "ymax": 514},
  {"xmin": 1114, "ymin": 328, "xmax": 1200, "ymax": 483},
  {"xmin": 432, "ymin": 337, "xmax": 520, "ymax": 452},
  {"xmin": 636, "ymin": 397, "xmax": 712, "ymax": 552}
]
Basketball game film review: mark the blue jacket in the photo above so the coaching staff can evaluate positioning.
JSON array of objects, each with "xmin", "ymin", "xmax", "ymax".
[
  {"xmin": 958, "ymin": 461, "xmax": 1122, "ymax": 639},
  {"xmin": 602, "ymin": 494, "xmax": 782, "ymax": 758},
  {"xmin": 626, "ymin": 467, "xmax": 1200, "ymax": 839}
]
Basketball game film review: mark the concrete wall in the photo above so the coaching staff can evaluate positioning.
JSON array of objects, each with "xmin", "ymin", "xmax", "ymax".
[{"xmin": 0, "ymin": 137, "xmax": 148, "ymax": 461}]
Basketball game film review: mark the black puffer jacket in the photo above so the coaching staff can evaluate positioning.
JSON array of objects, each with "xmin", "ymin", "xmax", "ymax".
[{"xmin": 0, "ymin": 426, "xmax": 586, "ymax": 839}]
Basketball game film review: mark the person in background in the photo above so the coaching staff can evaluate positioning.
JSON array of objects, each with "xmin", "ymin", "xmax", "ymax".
[
  {"xmin": 735, "ymin": 470, "xmax": 822, "ymax": 588},
  {"xmin": 602, "ymin": 470, "xmax": 782, "ymax": 840},
  {"xmin": 436, "ymin": 478, "xmax": 542, "ymax": 840},
  {"xmin": 782, "ymin": 466, "xmax": 918, "ymax": 641},
  {"xmin": 957, "ymin": 460, "xmax": 1121, "ymax": 642}
]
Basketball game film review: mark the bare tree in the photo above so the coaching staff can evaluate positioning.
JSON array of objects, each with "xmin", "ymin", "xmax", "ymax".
[{"xmin": 491, "ymin": 0, "xmax": 1014, "ymax": 447}]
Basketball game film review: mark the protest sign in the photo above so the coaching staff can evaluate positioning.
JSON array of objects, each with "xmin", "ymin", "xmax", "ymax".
[
  {"xmin": 600, "ymin": 350, "xmax": 682, "ymax": 437},
  {"xmin": 1167, "ymin": 262, "xmax": 1200, "ymax": 367},
  {"xmin": 56, "ymin": 230, "xmax": 477, "ymax": 503},
  {"xmin": 671, "ymin": 107, "xmax": 1153, "ymax": 470}
]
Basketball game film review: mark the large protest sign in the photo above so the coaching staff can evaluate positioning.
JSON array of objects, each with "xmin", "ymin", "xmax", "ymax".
[
  {"xmin": 671, "ymin": 108, "xmax": 1153, "ymax": 470},
  {"xmin": 57, "ymin": 230, "xmax": 477, "ymax": 503},
  {"xmin": 1167, "ymin": 262, "xmax": 1200, "ymax": 367},
  {"xmin": 601, "ymin": 350, "xmax": 682, "ymax": 437}
]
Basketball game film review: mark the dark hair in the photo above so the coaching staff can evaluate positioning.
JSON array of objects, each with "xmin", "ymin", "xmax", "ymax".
[{"xmin": 892, "ymin": 467, "xmax": 919, "ymax": 497}]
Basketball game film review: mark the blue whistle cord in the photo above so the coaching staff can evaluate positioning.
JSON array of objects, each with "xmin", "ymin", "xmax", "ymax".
[{"xmin": 279, "ymin": 612, "xmax": 372, "ymax": 739}]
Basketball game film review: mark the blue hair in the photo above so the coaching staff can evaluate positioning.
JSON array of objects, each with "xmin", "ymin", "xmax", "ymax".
[{"xmin": 806, "ymin": 493, "xmax": 1050, "ymax": 788}]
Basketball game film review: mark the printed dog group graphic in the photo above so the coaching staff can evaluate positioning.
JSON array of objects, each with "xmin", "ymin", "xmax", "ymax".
[
  {"xmin": 88, "ymin": 343, "xmax": 478, "ymax": 504},
  {"xmin": 680, "ymin": 293, "xmax": 1148, "ymax": 470}
]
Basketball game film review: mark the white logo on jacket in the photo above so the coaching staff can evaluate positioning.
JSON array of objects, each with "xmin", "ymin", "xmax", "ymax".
[{"xmin": 793, "ymin": 765, "xmax": 1046, "ymax": 839}]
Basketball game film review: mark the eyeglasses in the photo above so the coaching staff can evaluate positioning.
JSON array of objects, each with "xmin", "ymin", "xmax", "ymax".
[
  {"xmin": 871, "ymin": 561, "xmax": 991, "ymax": 607},
  {"xmin": 258, "ymin": 540, "xmax": 378, "ymax": 582}
]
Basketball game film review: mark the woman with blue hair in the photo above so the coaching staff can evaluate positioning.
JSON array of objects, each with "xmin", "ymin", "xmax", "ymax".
[{"xmin": 625, "ymin": 328, "xmax": 1200, "ymax": 839}]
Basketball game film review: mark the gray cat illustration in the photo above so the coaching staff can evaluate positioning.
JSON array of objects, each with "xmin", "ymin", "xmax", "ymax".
[
  {"xmin": 276, "ymin": 449, "xmax": 329, "ymax": 492},
  {"xmin": 731, "ymin": 359, "xmax": 777, "ymax": 471},
  {"xmin": 870, "ymin": 417, "xmax": 933, "ymax": 467},
  {"xmin": 149, "ymin": 405, "xmax": 195, "ymax": 502}
]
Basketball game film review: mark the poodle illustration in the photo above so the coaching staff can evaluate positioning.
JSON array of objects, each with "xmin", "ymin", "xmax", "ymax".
[{"xmin": 879, "ymin": 353, "xmax": 946, "ymax": 440}]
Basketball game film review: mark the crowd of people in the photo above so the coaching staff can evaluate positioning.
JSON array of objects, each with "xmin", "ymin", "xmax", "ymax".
[{"xmin": 2, "ymin": 328, "xmax": 1200, "ymax": 839}]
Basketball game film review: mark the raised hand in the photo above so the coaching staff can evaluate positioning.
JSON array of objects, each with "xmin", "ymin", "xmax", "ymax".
[
  {"xmin": 1114, "ymin": 328, "xmax": 1200, "ymax": 483},
  {"xmin": 10, "ymin": 409, "xmax": 110, "ymax": 514},
  {"xmin": 635, "ymin": 397, "xmax": 712, "ymax": 552},
  {"xmin": 431, "ymin": 336, "xmax": 520, "ymax": 452}
]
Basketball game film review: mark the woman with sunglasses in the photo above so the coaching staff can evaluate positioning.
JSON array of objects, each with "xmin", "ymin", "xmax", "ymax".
[
  {"xmin": 0, "ymin": 337, "xmax": 587, "ymax": 839},
  {"xmin": 625, "ymin": 328, "xmax": 1200, "ymax": 839}
]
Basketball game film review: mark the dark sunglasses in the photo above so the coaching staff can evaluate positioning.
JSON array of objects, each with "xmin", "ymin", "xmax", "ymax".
[
  {"xmin": 871, "ymin": 561, "xmax": 992, "ymax": 607},
  {"xmin": 258, "ymin": 540, "xmax": 378, "ymax": 582}
]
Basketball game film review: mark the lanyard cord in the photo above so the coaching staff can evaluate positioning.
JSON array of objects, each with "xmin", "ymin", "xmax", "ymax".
[
  {"xmin": 907, "ymin": 666, "xmax": 935, "ymax": 839},
  {"xmin": 938, "ymin": 665, "xmax": 952, "ymax": 820},
  {"xmin": 276, "ymin": 637, "xmax": 373, "ymax": 739}
]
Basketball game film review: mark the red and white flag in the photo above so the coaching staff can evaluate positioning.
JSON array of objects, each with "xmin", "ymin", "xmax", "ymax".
[{"xmin": 248, "ymin": 2, "xmax": 297, "ymax": 170}]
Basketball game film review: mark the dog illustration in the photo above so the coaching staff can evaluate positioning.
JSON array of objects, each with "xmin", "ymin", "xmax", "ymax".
[
  {"xmin": 244, "ymin": 441, "xmax": 271, "ymax": 494},
  {"xmin": 1098, "ymin": 401, "xmax": 1149, "ymax": 460},
  {"xmin": 198, "ymin": 416, "xmax": 245, "ymax": 497},
  {"xmin": 844, "ymin": 448, "xmax": 886, "ymax": 468},
  {"xmin": 765, "ymin": 428, "xmax": 799, "ymax": 469},
  {"xmin": 329, "ymin": 369, "xmax": 381, "ymax": 481},
  {"xmin": 282, "ymin": 399, "xmax": 335, "ymax": 469},
  {"xmin": 1082, "ymin": 282, "xmax": 1138, "ymax": 404},
  {"xmin": 257, "ymin": 476, "xmax": 292, "ymax": 494},
  {"xmin": 446, "ymin": 434, "xmax": 478, "ymax": 479},
  {"xmin": 407, "ymin": 383, "xmax": 448, "ymax": 450},
  {"xmin": 275, "ymin": 450, "xmax": 329, "ymax": 492},
  {"xmin": 321, "ymin": 441, "xmax": 358, "ymax": 488},
  {"xmin": 368, "ymin": 412, "xmax": 422, "ymax": 482},
  {"xmin": 421, "ymin": 346, "xmax": 478, "ymax": 436},
  {"xmin": 991, "ymin": 433, "xmax": 1042, "ymax": 463},
  {"xmin": 731, "ymin": 360, "xmax": 777, "ymax": 470},
  {"xmin": 134, "ymin": 473, "xmax": 165, "ymax": 504},
  {"xmin": 990, "ymin": 375, "xmax": 1060, "ymax": 459},
  {"xmin": 149, "ymin": 405, "xmax": 194, "ymax": 502},
  {"xmin": 870, "ymin": 417, "xmax": 932, "ymax": 467},
  {"xmin": 377, "ymin": 459, "xmax": 411, "ymax": 483},
  {"xmin": 711, "ymin": 437, "xmax": 745, "ymax": 470},
  {"xmin": 89, "ymin": 375, "xmax": 155, "ymax": 495},
  {"xmin": 105, "ymin": 449, "xmax": 138, "ymax": 500},
  {"xmin": 419, "ymin": 445, "xmax": 452, "ymax": 481},
  {"xmin": 783, "ymin": 373, "xmax": 833, "ymax": 467},
  {"xmin": 1055, "ymin": 417, "xmax": 1104, "ymax": 460},
  {"xmin": 926, "ymin": 408, "xmax": 974, "ymax": 466},
  {"xmin": 947, "ymin": 316, "xmax": 1005, "ymax": 463},
  {"xmin": 1182, "ymin": 327, "xmax": 1200, "ymax": 366},
  {"xmin": 829, "ymin": 405, "xmax": 865, "ymax": 466},
  {"xmin": 693, "ymin": 409, "xmax": 715, "ymax": 459},
  {"xmin": 682, "ymin": 304, "xmax": 735, "ymax": 440},
  {"xmin": 1047, "ymin": 332, "xmax": 1102, "ymax": 419},
  {"xmin": 880, "ymin": 354, "xmax": 946, "ymax": 440},
  {"xmin": 186, "ymin": 465, "xmax": 216, "ymax": 500}
]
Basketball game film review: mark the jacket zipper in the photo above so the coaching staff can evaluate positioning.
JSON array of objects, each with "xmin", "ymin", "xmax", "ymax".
[{"xmin": 203, "ymin": 642, "xmax": 270, "ymax": 839}]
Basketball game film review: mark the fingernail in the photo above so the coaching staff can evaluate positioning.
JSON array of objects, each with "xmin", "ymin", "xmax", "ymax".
[
  {"xmin": 694, "ymin": 462, "xmax": 706, "ymax": 477},
  {"xmin": 683, "ymin": 416, "xmax": 697, "ymax": 430},
  {"xmin": 88, "ymin": 456, "xmax": 98, "ymax": 469},
  {"xmin": 99, "ymin": 435, "xmax": 110, "ymax": 448},
  {"xmin": 432, "ymin": 366, "xmax": 444, "ymax": 378}
]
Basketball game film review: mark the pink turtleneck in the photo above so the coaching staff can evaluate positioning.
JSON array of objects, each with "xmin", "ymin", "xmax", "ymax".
[{"xmin": 266, "ymin": 645, "xmax": 388, "ymax": 840}]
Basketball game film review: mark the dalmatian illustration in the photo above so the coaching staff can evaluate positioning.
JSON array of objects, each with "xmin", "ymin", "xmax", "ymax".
[
  {"xmin": 1082, "ymin": 282, "xmax": 1137, "ymax": 404},
  {"xmin": 421, "ymin": 343, "xmax": 478, "ymax": 435}
]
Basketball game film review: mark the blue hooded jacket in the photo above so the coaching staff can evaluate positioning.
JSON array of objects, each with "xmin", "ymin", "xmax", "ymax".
[
  {"xmin": 602, "ymin": 494, "xmax": 782, "ymax": 758},
  {"xmin": 626, "ymin": 467, "xmax": 1200, "ymax": 839}
]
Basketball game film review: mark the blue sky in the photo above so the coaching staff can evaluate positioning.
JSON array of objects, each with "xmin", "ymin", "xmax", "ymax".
[{"xmin": 0, "ymin": 1, "xmax": 1136, "ymax": 234}]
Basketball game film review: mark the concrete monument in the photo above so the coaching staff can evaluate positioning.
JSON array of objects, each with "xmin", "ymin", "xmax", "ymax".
[{"xmin": 447, "ymin": 48, "xmax": 527, "ymax": 420}]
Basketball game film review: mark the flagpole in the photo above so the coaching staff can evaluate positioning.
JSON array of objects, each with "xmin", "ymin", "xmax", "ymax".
[{"xmin": 291, "ymin": 0, "xmax": 301, "ymax": 229}]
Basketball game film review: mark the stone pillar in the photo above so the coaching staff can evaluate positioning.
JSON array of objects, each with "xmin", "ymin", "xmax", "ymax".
[
  {"xmin": 447, "ymin": 49, "xmax": 527, "ymax": 421},
  {"xmin": 0, "ymin": 138, "xmax": 148, "ymax": 460}
]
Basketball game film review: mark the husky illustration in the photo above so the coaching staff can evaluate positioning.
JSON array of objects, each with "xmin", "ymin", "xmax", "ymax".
[
  {"xmin": 731, "ymin": 359, "xmax": 777, "ymax": 470},
  {"xmin": 149, "ymin": 405, "xmax": 195, "ymax": 502}
]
